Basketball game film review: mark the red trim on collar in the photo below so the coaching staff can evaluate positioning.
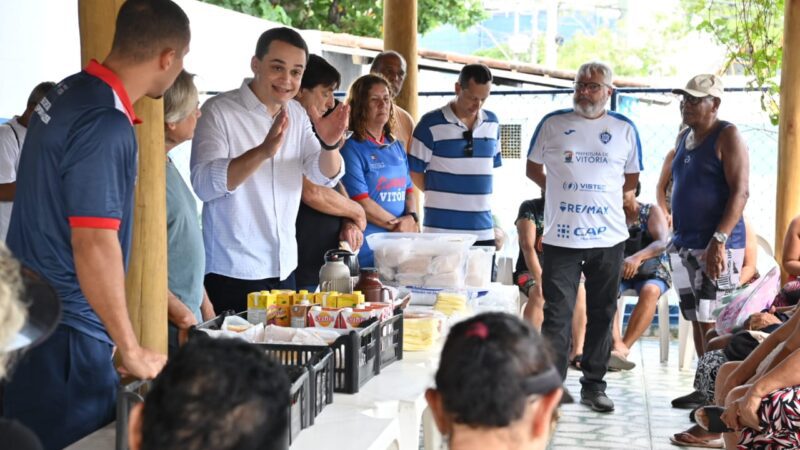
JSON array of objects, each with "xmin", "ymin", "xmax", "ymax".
[
  {"xmin": 84, "ymin": 59, "xmax": 142, "ymax": 125},
  {"xmin": 366, "ymin": 134, "xmax": 385, "ymax": 146}
]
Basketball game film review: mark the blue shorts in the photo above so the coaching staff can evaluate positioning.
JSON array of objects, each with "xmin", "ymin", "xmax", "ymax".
[
  {"xmin": 619, "ymin": 278, "xmax": 669, "ymax": 296},
  {"xmin": 3, "ymin": 325, "xmax": 118, "ymax": 450}
]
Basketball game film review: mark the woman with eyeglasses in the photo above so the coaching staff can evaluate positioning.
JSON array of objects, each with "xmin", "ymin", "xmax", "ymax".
[
  {"xmin": 425, "ymin": 312, "xmax": 562, "ymax": 450},
  {"xmin": 340, "ymin": 74, "xmax": 418, "ymax": 268}
]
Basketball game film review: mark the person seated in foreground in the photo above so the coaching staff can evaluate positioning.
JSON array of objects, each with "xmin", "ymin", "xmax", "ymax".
[
  {"xmin": 674, "ymin": 300, "xmax": 800, "ymax": 449},
  {"xmin": 669, "ymin": 215, "xmax": 800, "ymax": 447},
  {"xmin": 0, "ymin": 242, "xmax": 61, "ymax": 450},
  {"xmin": 669, "ymin": 309, "xmax": 800, "ymax": 448},
  {"xmin": 714, "ymin": 308, "xmax": 800, "ymax": 449},
  {"xmin": 425, "ymin": 312, "xmax": 562, "ymax": 450},
  {"xmin": 609, "ymin": 184, "xmax": 671, "ymax": 371},
  {"xmin": 128, "ymin": 336, "xmax": 290, "ymax": 450}
]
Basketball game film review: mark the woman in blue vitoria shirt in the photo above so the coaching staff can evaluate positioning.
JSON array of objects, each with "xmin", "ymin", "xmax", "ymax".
[{"xmin": 340, "ymin": 74, "xmax": 418, "ymax": 268}]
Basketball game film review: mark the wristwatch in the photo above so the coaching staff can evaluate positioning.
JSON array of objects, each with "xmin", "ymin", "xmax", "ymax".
[
  {"xmin": 313, "ymin": 127, "xmax": 343, "ymax": 151},
  {"xmin": 712, "ymin": 231, "xmax": 728, "ymax": 245},
  {"xmin": 407, "ymin": 212, "xmax": 419, "ymax": 223},
  {"xmin": 318, "ymin": 136, "xmax": 342, "ymax": 151}
]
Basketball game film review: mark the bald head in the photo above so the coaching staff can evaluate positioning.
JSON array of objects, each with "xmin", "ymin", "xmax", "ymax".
[{"xmin": 371, "ymin": 51, "xmax": 407, "ymax": 98}]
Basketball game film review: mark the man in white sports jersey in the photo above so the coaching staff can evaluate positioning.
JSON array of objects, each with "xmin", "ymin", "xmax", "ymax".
[{"xmin": 527, "ymin": 61, "xmax": 641, "ymax": 412}]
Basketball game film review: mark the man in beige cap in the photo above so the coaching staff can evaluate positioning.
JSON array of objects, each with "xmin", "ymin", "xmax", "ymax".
[{"xmin": 668, "ymin": 75, "xmax": 749, "ymax": 440}]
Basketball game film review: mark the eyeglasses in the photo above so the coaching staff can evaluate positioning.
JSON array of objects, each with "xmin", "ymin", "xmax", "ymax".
[
  {"xmin": 463, "ymin": 130, "xmax": 473, "ymax": 157},
  {"xmin": 573, "ymin": 82, "xmax": 608, "ymax": 93},
  {"xmin": 680, "ymin": 95, "xmax": 707, "ymax": 105}
]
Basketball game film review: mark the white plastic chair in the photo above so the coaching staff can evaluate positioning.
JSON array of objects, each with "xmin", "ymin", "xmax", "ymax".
[
  {"xmin": 677, "ymin": 299, "xmax": 694, "ymax": 370},
  {"xmin": 756, "ymin": 234, "xmax": 774, "ymax": 258},
  {"xmin": 618, "ymin": 288, "xmax": 671, "ymax": 363}
]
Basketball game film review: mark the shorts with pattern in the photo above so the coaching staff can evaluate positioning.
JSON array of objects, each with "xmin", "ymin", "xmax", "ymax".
[
  {"xmin": 671, "ymin": 247, "xmax": 745, "ymax": 323},
  {"xmin": 693, "ymin": 349, "xmax": 728, "ymax": 403}
]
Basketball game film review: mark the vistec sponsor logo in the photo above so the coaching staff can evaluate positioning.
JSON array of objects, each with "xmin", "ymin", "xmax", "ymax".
[
  {"xmin": 562, "ymin": 181, "xmax": 606, "ymax": 192},
  {"xmin": 559, "ymin": 202, "xmax": 610, "ymax": 215}
]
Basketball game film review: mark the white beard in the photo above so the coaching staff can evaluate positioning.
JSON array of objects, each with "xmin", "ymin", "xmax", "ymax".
[{"xmin": 574, "ymin": 100, "xmax": 604, "ymax": 118}]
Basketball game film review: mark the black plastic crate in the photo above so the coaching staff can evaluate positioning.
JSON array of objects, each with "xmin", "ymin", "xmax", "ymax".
[
  {"xmin": 377, "ymin": 309, "xmax": 404, "ymax": 371},
  {"xmin": 253, "ymin": 343, "xmax": 334, "ymax": 424},
  {"xmin": 192, "ymin": 311, "xmax": 380, "ymax": 394},
  {"xmin": 285, "ymin": 365, "xmax": 311, "ymax": 445}
]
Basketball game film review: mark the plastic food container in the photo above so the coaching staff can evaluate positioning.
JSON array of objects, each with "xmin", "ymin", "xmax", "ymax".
[
  {"xmin": 465, "ymin": 246, "xmax": 495, "ymax": 288},
  {"xmin": 367, "ymin": 233, "xmax": 477, "ymax": 289},
  {"xmin": 467, "ymin": 283, "xmax": 521, "ymax": 315}
]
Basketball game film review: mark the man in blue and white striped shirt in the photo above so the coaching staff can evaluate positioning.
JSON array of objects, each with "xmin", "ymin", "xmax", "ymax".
[{"xmin": 408, "ymin": 64, "xmax": 501, "ymax": 247}]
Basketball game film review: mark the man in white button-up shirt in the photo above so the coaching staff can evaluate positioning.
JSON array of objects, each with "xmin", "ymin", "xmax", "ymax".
[{"xmin": 191, "ymin": 27, "xmax": 348, "ymax": 313}]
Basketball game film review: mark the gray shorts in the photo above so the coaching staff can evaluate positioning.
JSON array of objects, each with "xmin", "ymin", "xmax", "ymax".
[{"xmin": 671, "ymin": 247, "xmax": 745, "ymax": 323}]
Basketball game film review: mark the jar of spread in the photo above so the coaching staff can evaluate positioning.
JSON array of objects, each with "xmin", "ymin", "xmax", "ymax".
[{"xmin": 354, "ymin": 267, "xmax": 393, "ymax": 304}]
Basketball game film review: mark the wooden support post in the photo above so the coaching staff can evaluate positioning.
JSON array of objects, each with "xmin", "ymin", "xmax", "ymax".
[
  {"xmin": 383, "ymin": 0, "xmax": 419, "ymax": 121},
  {"xmin": 384, "ymin": 0, "xmax": 422, "ymax": 212},
  {"xmin": 78, "ymin": 0, "xmax": 168, "ymax": 354},
  {"xmin": 776, "ymin": 0, "xmax": 800, "ymax": 278}
]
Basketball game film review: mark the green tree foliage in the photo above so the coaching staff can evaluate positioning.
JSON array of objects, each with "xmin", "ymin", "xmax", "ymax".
[
  {"xmin": 202, "ymin": 0, "xmax": 486, "ymax": 37},
  {"xmin": 203, "ymin": 0, "xmax": 291, "ymax": 24},
  {"xmin": 683, "ymin": 0, "xmax": 784, "ymax": 124},
  {"xmin": 556, "ymin": 13, "xmax": 691, "ymax": 78}
]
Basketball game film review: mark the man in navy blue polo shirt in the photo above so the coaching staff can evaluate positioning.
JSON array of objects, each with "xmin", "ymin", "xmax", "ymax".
[{"xmin": 3, "ymin": 1, "xmax": 190, "ymax": 448}]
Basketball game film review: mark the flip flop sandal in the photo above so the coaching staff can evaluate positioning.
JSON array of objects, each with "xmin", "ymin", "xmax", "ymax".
[
  {"xmin": 569, "ymin": 354, "xmax": 582, "ymax": 370},
  {"xmin": 669, "ymin": 432, "xmax": 723, "ymax": 448},
  {"xmin": 689, "ymin": 406, "xmax": 699, "ymax": 423},
  {"xmin": 696, "ymin": 406, "xmax": 734, "ymax": 433}
]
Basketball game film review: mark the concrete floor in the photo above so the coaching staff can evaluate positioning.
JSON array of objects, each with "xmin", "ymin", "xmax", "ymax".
[{"xmin": 549, "ymin": 338, "xmax": 711, "ymax": 450}]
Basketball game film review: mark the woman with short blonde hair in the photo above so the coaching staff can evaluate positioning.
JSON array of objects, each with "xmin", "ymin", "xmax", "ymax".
[{"xmin": 163, "ymin": 70, "xmax": 215, "ymax": 355}]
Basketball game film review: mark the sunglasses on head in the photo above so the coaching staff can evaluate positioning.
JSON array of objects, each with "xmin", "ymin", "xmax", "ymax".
[{"xmin": 463, "ymin": 130, "xmax": 473, "ymax": 157}]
